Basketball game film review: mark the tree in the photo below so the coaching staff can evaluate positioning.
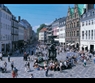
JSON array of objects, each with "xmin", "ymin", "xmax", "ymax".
[{"xmin": 37, "ymin": 24, "xmax": 46, "ymax": 35}]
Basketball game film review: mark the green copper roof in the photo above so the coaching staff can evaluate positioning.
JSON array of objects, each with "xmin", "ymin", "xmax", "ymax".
[
  {"xmin": 70, "ymin": 8, "xmax": 74, "ymax": 17},
  {"xmin": 69, "ymin": 4, "xmax": 86, "ymax": 18},
  {"xmin": 77, "ymin": 4, "xmax": 86, "ymax": 15}
]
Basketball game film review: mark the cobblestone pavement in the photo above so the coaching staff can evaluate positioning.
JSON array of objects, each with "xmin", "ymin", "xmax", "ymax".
[{"xmin": 0, "ymin": 47, "xmax": 95, "ymax": 78}]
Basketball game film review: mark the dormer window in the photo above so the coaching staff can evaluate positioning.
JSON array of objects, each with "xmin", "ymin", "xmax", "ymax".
[
  {"xmin": 83, "ymin": 14, "xmax": 86, "ymax": 18},
  {"xmin": 87, "ymin": 12, "xmax": 90, "ymax": 17}
]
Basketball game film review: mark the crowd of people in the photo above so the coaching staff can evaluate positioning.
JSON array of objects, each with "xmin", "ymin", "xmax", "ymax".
[{"xmin": 0, "ymin": 43, "xmax": 95, "ymax": 78}]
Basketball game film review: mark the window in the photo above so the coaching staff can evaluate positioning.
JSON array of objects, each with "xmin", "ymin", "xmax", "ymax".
[
  {"xmin": 82, "ymin": 22, "xmax": 84, "ymax": 26},
  {"xmin": 77, "ymin": 21, "xmax": 79, "ymax": 27},
  {"xmin": 89, "ymin": 30, "xmax": 90, "ymax": 39},
  {"xmin": 89, "ymin": 20, "xmax": 90, "ymax": 25},
  {"xmin": 77, "ymin": 31, "xmax": 79, "ymax": 36},
  {"xmin": 82, "ymin": 31, "xmax": 84, "ymax": 39},
  {"xmin": 92, "ymin": 20, "xmax": 93, "ymax": 24},
  {"xmin": 83, "ymin": 14, "xmax": 86, "ymax": 18},
  {"xmin": 68, "ymin": 32, "xmax": 69, "ymax": 37},
  {"xmin": 91, "ymin": 30, "xmax": 93, "ymax": 39},
  {"xmin": 86, "ymin": 21, "xmax": 87, "ymax": 26},
  {"xmin": 72, "ymin": 32, "xmax": 73, "ymax": 36},
  {"xmin": 87, "ymin": 30, "xmax": 89, "ymax": 39},
  {"xmin": 86, "ymin": 30, "xmax": 87, "ymax": 39},
  {"xmin": 70, "ymin": 32, "xmax": 71, "ymax": 37},
  {"xmin": 74, "ymin": 31, "xmax": 75, "ymax": 36},
  {"xmin": 87, "ymin": 12, "xmax": 90, "ymax": 17},
  {"xmin": 74, "ymin": 22, "xmax": 75, "ymax": 27}
]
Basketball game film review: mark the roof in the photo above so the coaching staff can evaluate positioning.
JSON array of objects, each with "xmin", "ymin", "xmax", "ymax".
[
  {"xmin": 69, "ymin": 4, "xmax": 86, "ymax": 18},
  {"xmin": 59, "ymin": 17, "xmax": 66, "ymax": 22},
  {"xmin": 40, "ymin": 28, "xmax": 47, "ymax": 32},
  {"xmin": 70, "ymin": 8, "xmax": 74, "ymax": 18},
  {"xmin": 0, "ymin": 4, "xmax": 12, "ymax": 15},
  {"xmin": 78, "ymin": 4, "xmax": 86, "ymax": 15},
  {"xmin": 19, "ymin": 19, "xmax": 32, "ymax": 28},
  {"xmin": 80, "ymin": 9, "xmax": 95, "ymax": 21}
]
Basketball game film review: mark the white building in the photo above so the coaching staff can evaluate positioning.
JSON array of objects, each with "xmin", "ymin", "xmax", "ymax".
[
  {"xmin": 52, "ymin": 18, "xmax": 60, "ymax": 42},
  {"xmin": 0, "ymin": 4, "xmax": 12, "ymax": 53},
  {"xmin": 39, "ymin": 32, "xmax": 44, "ymax": 41},
  {"xmin": 39, "ymin": 28, "xmax": 47, "ymax": 44},
  {"xmin": 59, "ymin": 17, "xmax": 66, "ymax": 45},
  {"xmin": 80, "ymin": 8, "xmax": 95, "ymax": 52}
]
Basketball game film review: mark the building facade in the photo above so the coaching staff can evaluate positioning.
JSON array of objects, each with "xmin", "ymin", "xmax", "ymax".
[
  {"xmin": 46, "ymin": 24, "xmax": 52, "ymax": 44},
  {"xmin": 59, "ymin": 17, "xmax": 66, "ymax": 45},
  {"xmin": 24, "ymin": 28, "xmax": 28, "ymax": 45},
  {"xmin": 39, "ymin": 28, "xmax": 47, "ymax": 44},
  {"xmin": 11, "ymin": 15, "xmax": 18, "ymax": 51},
  {"xmin": 52, "ymin": 18, "xmax": 60, "ymax": 42},
  {"xmin": 18, "ymin": 18, "xmax": 25, "ymax": 48},
  {"xmin": 0, "ymin": 4, "xmax": 12, "ymax": 53},
  {"xmin": 65, "ymin": 4, "xmax": 88, "ymax": 49},
  {"xmin": 20, "ymin": 19, "xmax": 32, "ymax": 44},
  {"xmin": 80, "ymin": 8, "xmax": 95, "ymax": 52}
]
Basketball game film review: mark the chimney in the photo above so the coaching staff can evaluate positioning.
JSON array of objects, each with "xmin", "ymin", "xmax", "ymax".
[{"xmin": 18, "ymin": 16, "xmax": 21, "ymax": 22}]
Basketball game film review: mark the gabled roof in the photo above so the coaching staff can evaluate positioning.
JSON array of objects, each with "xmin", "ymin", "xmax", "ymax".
[{"xmin": 40, "ymin": 28, "xmax": 47, "ymax": 32}]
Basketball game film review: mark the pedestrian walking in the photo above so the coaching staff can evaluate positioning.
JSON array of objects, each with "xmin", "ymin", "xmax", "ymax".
[
  {"xmin": 27, "ymin": 61, "xmax": 30, "ymax": 71},
  {"xmin": 59, "ymin": 61, "xmax": 63, "ymax": 72},
  {"xmin": 8, "ymin": 55, "xmax": 10, "ymax": 62},
  {"xmin": 0, "ymin": 52, "xmax": 2, "ymax": 61},
  {"xmin": 11, "ymin": 61, "xmax": 14, "ymax": 70},
  {"xmin": 4, "ymin": 61, "xmax": 7, "ymax": 72},
  {"xmin": 12, "ymin": 70, "xmax": 16, "ymax": 78},
  {"xmin": 24, "ymin": 62, "xmax": 28, "ymax": 72},
  {"xmin": 45, "ymin": 66, "xmax": 49, "ymax": 77},
  {"xmin": 23, "ymin": 52, "xmax": 27, "ymax": 61},
  {"xmin": 31, "ymin": 50, "xmax": 34, "ymax": 55},
  {"xmin": 83, "ymin": 58, "xmax": 86, "ymax": 67},
  {"xmin": 13, "ymin": 67, "xmax": 18, "ymax": 78}
]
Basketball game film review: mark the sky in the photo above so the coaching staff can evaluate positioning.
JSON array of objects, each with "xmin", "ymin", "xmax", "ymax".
[{"xmin": 4, "ymin": 4, "xmax": 75, "ymax": 32}]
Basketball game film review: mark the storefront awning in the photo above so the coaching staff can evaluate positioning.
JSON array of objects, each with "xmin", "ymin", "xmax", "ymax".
[
  {"xmin": 67, "ymin": 43, "xmax": 71, "ymax": 45},
  {"xmin": 71, "ymin": 43, "xmax": 75, "ymax": 46}
]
